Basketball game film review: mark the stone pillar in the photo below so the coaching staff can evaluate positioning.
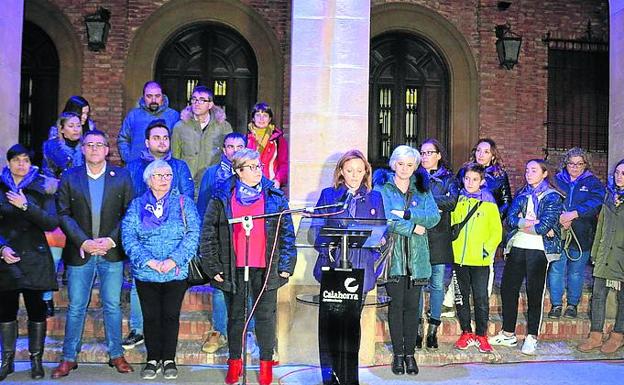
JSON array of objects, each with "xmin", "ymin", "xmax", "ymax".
[
  {"xmin": 610, "ymin": 0, "xmax": 624, "ymax": 169},
  {"xmin": 0, "ymin": 0, "xmax": 24, "ymax": 162},
  {"xmin": 280, "ymin": 0, "xmax": 375, "ymax": 365}
]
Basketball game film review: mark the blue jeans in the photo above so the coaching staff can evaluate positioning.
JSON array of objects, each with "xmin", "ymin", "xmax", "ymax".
[
  {"xmin": 418, "ymin": 264, "xmax": 445, "ymax": 321},
  {"xmin": 129, "ymin": 277, "xmax": 143, "ymax": 333},
  {"xmin": 548, "ymin": 248, "xmax": 590, "ymax": 306},
  {"xmin": 43, "ymin": 247, "xmax": 63, "ymax": 301},
  {"xmin": 62, "ymin": 256, "xmax": 124, "ymax": 361},
  {"xmin": 212, "ymin": 287, "xmax": 255, "ymax": 336}
]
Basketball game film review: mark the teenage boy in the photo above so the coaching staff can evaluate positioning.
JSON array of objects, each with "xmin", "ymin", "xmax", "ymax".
[{"xmin": 450, "ymin": 162, "xmax": 503, "ymax": 353}]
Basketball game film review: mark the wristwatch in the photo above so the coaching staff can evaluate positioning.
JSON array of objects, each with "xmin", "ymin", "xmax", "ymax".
[{"xmin": 20, "ymin": 202, "xmax": 28, "ymax": 211}]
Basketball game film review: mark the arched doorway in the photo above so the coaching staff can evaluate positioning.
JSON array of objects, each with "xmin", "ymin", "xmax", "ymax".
[
  {"xmin": 20, "ymin": 21, "xmax": 59, "ymax": 165},
  {"xmin": 155, "ymin": 23, "xmax": 258, "ymax": 131},
  {"xmin": 369, "ymin": 32, "xmax": 449, "ymax": 168}
]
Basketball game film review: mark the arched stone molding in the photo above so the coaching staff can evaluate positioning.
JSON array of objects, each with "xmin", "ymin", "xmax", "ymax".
[
  {"xmin": 371, "ymin": 3, "xmax": 479, "ymax": 167},
  {"xmin": 24, "ymin": 0, "xmax": 83, "ymax": 112},
  {"xmin": 125, "ymin": 0, "xmax": 284, "ymax": 120}
]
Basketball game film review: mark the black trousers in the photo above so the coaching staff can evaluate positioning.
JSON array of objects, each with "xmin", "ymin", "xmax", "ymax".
[
  {"xmin": 454, "ymin": 264, "xmax": 490, "ymax": 336},
  {"xmin": 0, "ymin": 289, "xmax": 46, "ymax": 322},
  {"xmin": 385, "ymin": 276, "xmax": 423, "ymax": 355},
  {"xmin": 224, "ymin": 268, "xmax": 277, "ymax": 361},
  {"xmin": 136, "ymin": 279, "xmax": 188, "ymax": 362},
  {"xmin": 501, "ymin": 247, "xmax": 548, "ymax": 336}
]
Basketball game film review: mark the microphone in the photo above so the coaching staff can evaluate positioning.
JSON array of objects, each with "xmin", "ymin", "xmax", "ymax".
[{"xmin": 342, "ymin": 191, "xmax": 354, "ymax": 210}]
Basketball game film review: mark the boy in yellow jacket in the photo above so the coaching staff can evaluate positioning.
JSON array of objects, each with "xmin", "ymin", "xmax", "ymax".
[{"xmin": 451, "ymin": 163, "xmax": 503, "ymax": 353}]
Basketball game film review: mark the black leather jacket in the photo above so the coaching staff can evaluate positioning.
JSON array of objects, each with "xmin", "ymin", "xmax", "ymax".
[{"xmin": 458, "ymin": 166, "xmax": 512, "ymax": 219}]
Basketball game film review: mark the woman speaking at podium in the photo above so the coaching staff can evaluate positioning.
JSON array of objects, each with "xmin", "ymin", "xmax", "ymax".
[{"xmin": 313, "ymin": 149, "xmax": 386, "ymax": 294}]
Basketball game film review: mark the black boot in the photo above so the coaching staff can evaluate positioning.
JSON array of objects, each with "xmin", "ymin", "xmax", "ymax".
[
  {"xmin": 391, "ymin": 354, "xmax": 405, "ymax": 375},
  {"xmin": 0, "ymin": 321, "xmax": 17, "ymax": 381},
  {"xmin": 415, "ymin": 319, "xmax": 424, "ymax": 349},
  {"xmin": 404, "ymin": 355, "xmax": 419, "ymax": 375},
  {"xmin": 28, "ymin": 321, "xmax": 46, "ymax": 379},
  {"xmin": 426, "ymin": 321, "xmax": 440, "ymax": 349}
]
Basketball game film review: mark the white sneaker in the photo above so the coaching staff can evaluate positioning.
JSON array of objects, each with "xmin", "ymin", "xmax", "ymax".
[
  {"xmin": 521, "ymin": 335, "xmax": 538, "ymax": 355},
  {"xmin": 489, "ymin": 331, "xmax": 518, "ymax": 347}
]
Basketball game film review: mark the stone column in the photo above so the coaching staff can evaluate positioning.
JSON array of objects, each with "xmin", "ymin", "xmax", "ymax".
[
  {"xmin": 610, "ymin": 0, "xmax": 624, "ymax": 169},
  {"xmin": 0, "ymin": 0, "xmax": 24, "ymax": 161},
  {"xmin": 280, "ymin": 0, "xmax": 375, "ymax": 365}
]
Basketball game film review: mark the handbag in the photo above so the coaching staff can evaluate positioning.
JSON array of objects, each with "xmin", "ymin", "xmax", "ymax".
[
  {"xmin": 180, "ymin": 195, "xmax": 210, "ymax": 286},
  {"xmin": 450, "ymin": 201, "xmax": 482, "ymax": 241}
]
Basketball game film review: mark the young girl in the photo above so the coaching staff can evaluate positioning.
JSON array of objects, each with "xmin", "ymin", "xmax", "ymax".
[
  {"xmin": 451, "ymin": 162, "xmax": 502, "ymax": 353},
  {"xmin": 577, "ymin": 159, "xmax": 624, "ymax": 354},
  {"xmin": 490, "ymin": 159, "xmax": 563, "ymax": 355}
]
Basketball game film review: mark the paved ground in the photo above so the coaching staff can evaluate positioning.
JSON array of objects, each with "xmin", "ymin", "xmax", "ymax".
[{"xmin": 3, "ymin": 356, "xmax": 622, "ymax": 385}]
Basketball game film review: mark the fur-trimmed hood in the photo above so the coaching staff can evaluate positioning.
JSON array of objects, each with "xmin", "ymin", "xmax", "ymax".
[
  {"xmin": 372, "ymin": 167, "xmax": 430, "ymax": 193},
  {"xmin": 179, "ymin": 105, "xmax": 227, "ymax": 124}
]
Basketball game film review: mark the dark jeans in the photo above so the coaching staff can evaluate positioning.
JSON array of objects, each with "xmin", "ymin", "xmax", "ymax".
[
  {"xmin": 136, "ymin": 279, "xmax": 188, "ymax": 362},
  {"xmin": 0, "ymin": 289, "xmax": 46, "ymax": 322},
  {"xmin": 454, "ymin": 264, "xmax": 489, "ymax": 336},
  {"xmin": 385, "ymin": 276, "xmax": 423, "ymax": 355},
  {"xmin": 590, "ymin": 277, "xmax": 624, "ymax": 334},
  {"xmin": 224, "ymin": 268, "xmax": 277, "ymax": 361},
  {"xmin": 501, "ymin": 247, "xmax": 549, "ymax": 336}
]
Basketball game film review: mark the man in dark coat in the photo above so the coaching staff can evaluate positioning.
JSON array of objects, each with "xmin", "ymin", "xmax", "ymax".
[{"xmin": 51, "ymin": 130, "xmax": 135, "ymax": 378}]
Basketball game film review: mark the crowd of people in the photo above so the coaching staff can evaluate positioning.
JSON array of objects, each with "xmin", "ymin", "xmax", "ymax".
[{"xmin": 0, "ymin": 79, "xmax": 622, "ymax": 383}]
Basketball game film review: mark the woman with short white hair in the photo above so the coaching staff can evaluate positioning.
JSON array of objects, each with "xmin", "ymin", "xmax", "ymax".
[
  {"xmin": 122, "ymin": 159, "xmax": 200, "ymax": 380},
  {"xmin": 373, "ymin": 145, "xmax": 440, "ymax": 376}
]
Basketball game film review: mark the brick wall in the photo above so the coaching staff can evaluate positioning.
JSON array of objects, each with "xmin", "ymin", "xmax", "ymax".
[{"xmin": 43, "ymin": 0, "xmax": 609, "ymax": 185}]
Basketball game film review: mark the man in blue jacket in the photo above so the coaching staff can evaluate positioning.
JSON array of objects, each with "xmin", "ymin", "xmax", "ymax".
[
  {"xmin": 123, "ymin": 119, "xmax": 194, "ymax": 349},
  {"xmin": 117, "ymin": 81, "xmax": 179, "ymax": 163}
]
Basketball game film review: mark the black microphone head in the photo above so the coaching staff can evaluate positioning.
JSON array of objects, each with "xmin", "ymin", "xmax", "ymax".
[{"xmin": 342, "ymin": 191, "xmax": 354, "ymax": 210}]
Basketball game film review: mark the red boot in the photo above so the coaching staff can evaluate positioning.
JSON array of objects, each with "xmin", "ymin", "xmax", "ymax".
[
  {"xmin": 225, "ymin": 359, "xmax": 242, "ymax": 384},
  {"xmin": 259, "ymin": 360, "xmax": 273, "ymax": 385}
]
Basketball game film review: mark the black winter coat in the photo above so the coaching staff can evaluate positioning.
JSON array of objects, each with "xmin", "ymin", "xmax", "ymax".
[
  {"xmin": 200, "ymin": 176, "xmax": 297, "ymax": 293},
  {"xmin": 0, "ymin": 175, "xmax": 59, "ymax": 291},
  {"xmin": 423, "ymin": 167, "xmax": 459, "ymax": 265}
]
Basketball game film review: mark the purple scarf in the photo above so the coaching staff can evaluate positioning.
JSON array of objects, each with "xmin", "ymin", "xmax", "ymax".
[
  {"xmin": 460, "ymin": 188, "xmax": 496, "ymax": 203},
  {"xmin": 427, "ymin": 166, "xmax": 452, "ymax": 183},
  {"xmin": 215, "ymin": 154, "xmax": 234, "ymax": 185},
  {"xmin": 485, "ymin": 164, "xmax": 505, "ymax": 178},
  {"xmin": 557, "ymin": 168, "xmax": 593, "ymax": 185},
  {"xmin": 607, "ymin": 180, "xmax": 624, "ymax": 208},
  {"xmin": 140, "ymin": 149, "xmax": 172, "ymax": 162},
  {"xmin": 235, "ymin": 179, "xmax": 263, "ymax": 206},
  {"xmin": 139, "ymin": 190, "xmax": 171, "ymax": 230},
  {"xmin": 1, "ymin": 166, "xmax": 40, "ymax": 192},
  {"xmin": 517, "ymin": 180, "xmax": 550, "ymax": 211}
]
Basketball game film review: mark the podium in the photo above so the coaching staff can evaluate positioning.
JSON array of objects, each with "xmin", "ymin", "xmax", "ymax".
[{"xmin": 296, "ymin": 217, "xmax": 388, "ymax": 385}]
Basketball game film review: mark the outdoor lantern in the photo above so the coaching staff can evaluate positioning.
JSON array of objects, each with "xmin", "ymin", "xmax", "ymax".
[
  {"xmin": 495, "ymin": 24, "xmax": 522, "ymax": 70},
  {"xmin": 84, "ymin": 7, "xmax": 111, "ymax": 52}
]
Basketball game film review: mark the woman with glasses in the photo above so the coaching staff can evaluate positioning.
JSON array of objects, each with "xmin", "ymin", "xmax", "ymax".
[
  {"xmin": 201, "ymin": 149, "xmax": 296, "ymax": 385},
  {"xmin": 0, "ymin": 144, "xmax": 59, "ymax": 380},
  {"xmin": 121, "ymin": 160, "xmax": 200, "ymax": 380},
  {"xmin": 246, "ymin": 102, "xmax": 288, "ymax": 189},
  {"xmin": 548, "ymin": 147, "xmax": 605, "ymax": 319},
  {"xmin": 416, "ymin": 139, "xmax": 459, "ymax": 349}
]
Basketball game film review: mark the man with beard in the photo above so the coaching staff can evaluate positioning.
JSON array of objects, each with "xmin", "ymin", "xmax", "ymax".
[
  {"xmin": 122, "ymin": 118, "xmax": 194, "ymax": 350},
  {"xmin": 117, "ymin": 81, "xmax": 180, "ymax": 163}
]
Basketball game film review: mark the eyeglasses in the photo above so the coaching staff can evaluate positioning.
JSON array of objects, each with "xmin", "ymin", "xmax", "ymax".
[
  {"xmin": 190, "ymin": 97, "xmax": 213, "ymax": 104},
  {"xmin": 151, "ymin": 173, "xmax": 173, "ymax": 181},
  {"xmin": 239, "ymin": 164, "xmax": 263, "ymax": 172},
  {"xmin": 84, "ymin": 142, "xmax": 107, "ymax": 150},
  {"xmin": 567, "ymin": 161, "xmax": 586, "ymax": 168},
  {"xmin": 420, "ymin": 150, "xmax": 439, "ymax": 157}
]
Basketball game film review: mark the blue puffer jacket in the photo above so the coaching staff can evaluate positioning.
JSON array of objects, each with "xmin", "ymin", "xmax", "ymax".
[
  {"xmin": 504, "ymin": 188, "xmax": 564, "ymax": 261},
  {"xmin": 117, "ymin": 96, "xmax": 180, "ymax": 163},
  {"xmin": 555, "ymin": 170, "xmax": 605, "ymax": 252},
  {"xmin": 42, "ymin": 138, "xmax": 83, "ymax": 178},
  {"xmin": 126, "ymin": 154, "xmax": 195, "ymax": 198},
  {"xmin": 121, "ymin": 188, "xmax": 200, "ymax": 283}
]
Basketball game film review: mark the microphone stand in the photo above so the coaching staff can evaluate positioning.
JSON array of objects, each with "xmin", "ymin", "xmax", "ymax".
[{"xmin": 227, "ymin": 201, "xmax": 345, "ymax": 385}]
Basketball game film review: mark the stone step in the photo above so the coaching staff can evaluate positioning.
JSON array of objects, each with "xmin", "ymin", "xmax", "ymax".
[{"xmin": 18, "ymin": 310, "xmax": 213, "ymax": 340}]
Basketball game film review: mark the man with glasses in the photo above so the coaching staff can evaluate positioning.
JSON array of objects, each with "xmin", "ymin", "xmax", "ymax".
[
  {"xmin": 52, "ymin": 130, "xmax": 135, "ymax": 378},
  {"xmin": 122, "ymin": 119, "xmax": 195, "ymax": 350},
  {"xmin": 171, "ymin": 85, "xmax": 232, "ymax": 189},
  {"xmin": 118, "ymin": 81, "xmax": 180, "ymax": 163}
]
